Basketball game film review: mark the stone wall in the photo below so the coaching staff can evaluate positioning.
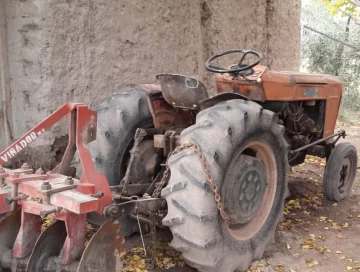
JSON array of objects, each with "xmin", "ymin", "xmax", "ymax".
[{"xmin": 1, "ymin": 0, "xmax": 301, "ymax": 168}]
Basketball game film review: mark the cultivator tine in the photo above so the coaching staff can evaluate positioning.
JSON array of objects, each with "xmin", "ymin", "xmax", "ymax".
[
  {"xmin": 26, "ymin": 220, "xmax": 67, "ymax": 272},
  {"xmin": 77, "ymin": 220, "xmax": 124, "ymax": 272}
]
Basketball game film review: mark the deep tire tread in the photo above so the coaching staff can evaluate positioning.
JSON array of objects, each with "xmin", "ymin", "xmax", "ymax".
[
  {"xmin": 163, "ymin": 99, "xmax": 289, "ymax": 272},
  {"xmin": 323, "ymin": 142, "xmax": 357, "ymax": 201},
  {"xmin": 74, "ymin": 88, "xmax": 152, "ymax": 235},
  {"xmin": 171, "ymin": 198, "xmax": 216, "ymax": 222}
]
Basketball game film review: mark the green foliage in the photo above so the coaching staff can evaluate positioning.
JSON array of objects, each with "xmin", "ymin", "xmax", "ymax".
[
  {"xmin": 302, "ymin": 0, "xmax": 360, "ymax": 113},
  {"xmin": 320, "ymin": 0, "xmax": 360, "ymax": 17}
]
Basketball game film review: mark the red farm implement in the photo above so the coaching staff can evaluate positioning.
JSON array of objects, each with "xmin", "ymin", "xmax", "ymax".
[{"xmin": 0, "ymin": 104, "xmax": 123, "ymax": 272}]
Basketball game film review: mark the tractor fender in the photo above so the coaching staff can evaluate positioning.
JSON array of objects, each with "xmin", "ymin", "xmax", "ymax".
[{"xmin": 199, "ymin": 92, "xmax": 249, "ymax": 111}]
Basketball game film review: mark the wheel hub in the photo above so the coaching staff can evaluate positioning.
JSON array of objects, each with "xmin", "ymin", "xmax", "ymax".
[
  {"xmin": 224, "ymin": 154, "xmax": 266, "ymax": 225},
  {"xmin": 339, "ymin": 160, "xmax": 350, "ymax": 193}
]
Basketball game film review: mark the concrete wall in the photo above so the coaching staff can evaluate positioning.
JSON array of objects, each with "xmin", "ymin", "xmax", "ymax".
[
  {"xmin": 0, "ymin": 1, "xmax": 12, "ymax": 149},
  {"xmin": 1, "ymin": 0, "xmax": 301, "ymax": 168}
]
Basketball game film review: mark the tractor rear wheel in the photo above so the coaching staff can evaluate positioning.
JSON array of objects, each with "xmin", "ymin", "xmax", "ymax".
[
  {"xmin": 74, "ymin": 88, "xmax": 153, "ymax": 235},
  {"xmin": 86, "ymin": 89, "xmax": 153, "ymax": 185},
  {"xmin": 162, "ymin": 100, "xmax": 289, "ymax": 272},
  {"xmin": 323, "ymin": 143, "xmax": 357, "ymax": 202}
]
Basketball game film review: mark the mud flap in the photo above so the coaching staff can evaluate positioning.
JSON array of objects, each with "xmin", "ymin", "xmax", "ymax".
[{"xmin": 77, "ymin": 220, "xmax": 124, "ymax": 272}]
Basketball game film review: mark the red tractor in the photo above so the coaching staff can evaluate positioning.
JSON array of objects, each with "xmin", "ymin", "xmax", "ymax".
[{"xmin": 0, "ymin": 49, "xmax": 357, "ymax": 272}]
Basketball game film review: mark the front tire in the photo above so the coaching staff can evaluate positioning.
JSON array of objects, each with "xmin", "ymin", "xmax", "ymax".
[
  {"xmin": 162, "ymin": 100, "xmax": 289, "ymax": 272},
  {"xmin": 323, "ymin": 143, "xmax": 357, "ymax": 202}
]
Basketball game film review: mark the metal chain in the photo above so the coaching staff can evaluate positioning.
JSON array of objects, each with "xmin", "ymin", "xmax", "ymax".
[
  {"xmin": 147, "ymin": 211, "xmax": 157, "ymax": 270},
  {"xmin": 152, "ymin": 142, "xmax": 231, "ymax": 226},
  {"xmin": 152, "ymin": 144, "xmax": 191, "ymax": 198}
]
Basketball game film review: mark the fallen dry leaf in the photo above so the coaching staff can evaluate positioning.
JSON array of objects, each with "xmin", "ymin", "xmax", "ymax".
[{"xmin": 308, "ymin": 260, "xmax": 319, "ymax": 268}]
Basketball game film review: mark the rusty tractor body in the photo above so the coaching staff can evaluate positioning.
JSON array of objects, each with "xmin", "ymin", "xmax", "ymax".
[{"xmin": 0, "ymin": 49, "xmax": 357, "ymax": 272}]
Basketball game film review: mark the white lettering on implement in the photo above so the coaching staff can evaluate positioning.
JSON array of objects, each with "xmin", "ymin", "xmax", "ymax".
[
  {"xmin": 0, "ymin": 154, "xmax": 8, "ymax": 162},
  {"xmin": 25, "ymin": 135, "xmax": 32, "ymax": 144},
  {"xmin": 9, "ymin": 148, "xmax": 16, "ymax": 157},
  {"xmin": 20, "ymin": 140, "xmax": 27, "ymax": 148},
  {"xmin": 15, "ymin": 144, "xmax": 22, "ymax": 152},
  {"xmin": 0, "ymin": 129, "xmax": 44, "ymax": 162},
  {"xmin": 30, "ymin": 132, "xmax": 36, "ymax": 140}
]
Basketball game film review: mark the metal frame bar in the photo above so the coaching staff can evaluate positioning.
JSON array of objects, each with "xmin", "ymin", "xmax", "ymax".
[{"xmin": 290, "ymin": 130, "xmax": 346, "ymax": 154}]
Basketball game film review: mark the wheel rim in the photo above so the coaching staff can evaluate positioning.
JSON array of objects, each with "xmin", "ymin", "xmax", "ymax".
[
  {"xmin": 224, "ymin": 141, "xmax": 277, "ymax": 240},
  {"xmin": 338, "ymin": 157, "xmax": 351, "ymax": 194}
]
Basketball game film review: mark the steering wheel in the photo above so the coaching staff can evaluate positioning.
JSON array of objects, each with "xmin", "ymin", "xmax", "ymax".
[{"xmin": 205, "ymin": 49, "xmax": 262, "ymax": 74}]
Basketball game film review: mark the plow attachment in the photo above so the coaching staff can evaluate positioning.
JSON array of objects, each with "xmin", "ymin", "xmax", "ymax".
[
  {"xmin": 0, "ymin": 104, "xmax": 125, "ymax": 271},
  {"xmin": 0, "ymin": 210, "xmax": 124, "ymax": 271}
]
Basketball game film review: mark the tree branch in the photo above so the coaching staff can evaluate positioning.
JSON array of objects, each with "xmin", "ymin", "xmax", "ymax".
[
  {"xmin": 303, "ymin": 25, "xmax": 360, "ymax": 51},
  {"xmin": 339, "ymin": 8, "xmax": 360, "ymax": 25}
]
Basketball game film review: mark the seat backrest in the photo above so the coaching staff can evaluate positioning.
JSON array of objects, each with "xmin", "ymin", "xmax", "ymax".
[{"xmin": 157, "ymin": 74, "xmax": 209, "ymax": 109}]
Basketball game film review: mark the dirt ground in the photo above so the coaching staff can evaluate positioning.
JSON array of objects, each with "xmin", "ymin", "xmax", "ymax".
[{"xmin": 122, "ymin": 121, "xmax": 360, "ymax": 272}]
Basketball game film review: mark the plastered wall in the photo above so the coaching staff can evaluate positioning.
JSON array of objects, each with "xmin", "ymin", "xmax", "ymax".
[{"xmin": 1, "ymin": 0, "xmax": 301, "ymax": 168}]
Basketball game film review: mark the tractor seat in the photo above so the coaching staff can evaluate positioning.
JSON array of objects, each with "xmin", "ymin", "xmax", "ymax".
[{"xmin": 156, "ymin": 74, "xmax": 209, "ymax": 109}]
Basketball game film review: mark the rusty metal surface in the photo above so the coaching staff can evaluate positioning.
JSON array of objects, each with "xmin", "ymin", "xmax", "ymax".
[
  {"xmin": 0, "ymin": 103, "xmax": 112, "ymax": 215},
  {"xmin": 51, "ymin": 110, "xmax": 77, "ymax": 176},
  {"xmin": 26, "ymin": 220, "xmax": 67, "ymax": 272},
  {"xmin": 147, "ymin": 91, "xmax": 195, "ymax": 129},
  {"xmin": 157, "ymin": 74, "xmax": 209, "ymax": 109},
  {"xmin": 199, "ymin": 92, "xmax": 249, "ymax": 111},
  {"xmin": 121, "ymin": 128, "xmax": 147, "ymax": 195},
  {"xmin": 0, "ymin": 185, "xmax": 10, "ymax": 214},
  {"xmin": 59, "ymin": 213, "xmax": 87, "ymax": 265},
  {"xmin": 77, "ymin": 220, "xmax": 124, "ymax": 272},
  {"xmin": 215, "ymin": 77, "xmax": 266, "ymax": 102},
  {"xmin": 0, "ymin": 209, "xmax": 22, "ymax": 270},
  {"xmin": 0, "ymin": 103, "xmax": 83, "ymax": 166},
  {"xmin": 0, "ymin": 103, "xmax": 119, "ymax": 271},
  {"xmin": 13, "ymin": 211, "xmax": 42, "ymax": 258},
  {"xmin": 290, "ymin": 130, "xmax": 346, "ymax": 154},
  {"xmin": 25, "ymin": 213, "xmax": 87, "ymax": 271},
  {"xmin": 0, "ymin": 167, "xmax": 36, "ymax": 214},
  {"xmin": 0, "ymin": 209, "xmax": 21, "ymax": 250},
  {"xmin": 215, "ymin": 65, "xmax": 343, "ymax": 137},
  {"xmin": 75, "ymin": 105, "xmax": 112, "ymax": 213}
]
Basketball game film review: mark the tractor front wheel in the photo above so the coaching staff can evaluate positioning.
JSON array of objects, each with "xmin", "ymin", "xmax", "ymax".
[
  {"xmin": 162, "ymin": 100, "xmax": 289, "ymax": 272},
  {"xmin": 323, "ymin": 143, "xmax": 357, "ymax": 202}
]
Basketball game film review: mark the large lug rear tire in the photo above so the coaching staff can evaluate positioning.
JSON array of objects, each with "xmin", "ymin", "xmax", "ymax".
[
  {"xmin": 323, "ymin": 142, "xmax": 357, "ymax": 202},
  {"xmin": 74, "ymin": 88, "xmax": 153, "ymax": 235},
  {"xmin": 162, "ymin": 100, "xmax": 289, "ymax": 272},
  {"xmin": 83, "ymin": 89, "xmax": 153, "ymax": 185}
]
